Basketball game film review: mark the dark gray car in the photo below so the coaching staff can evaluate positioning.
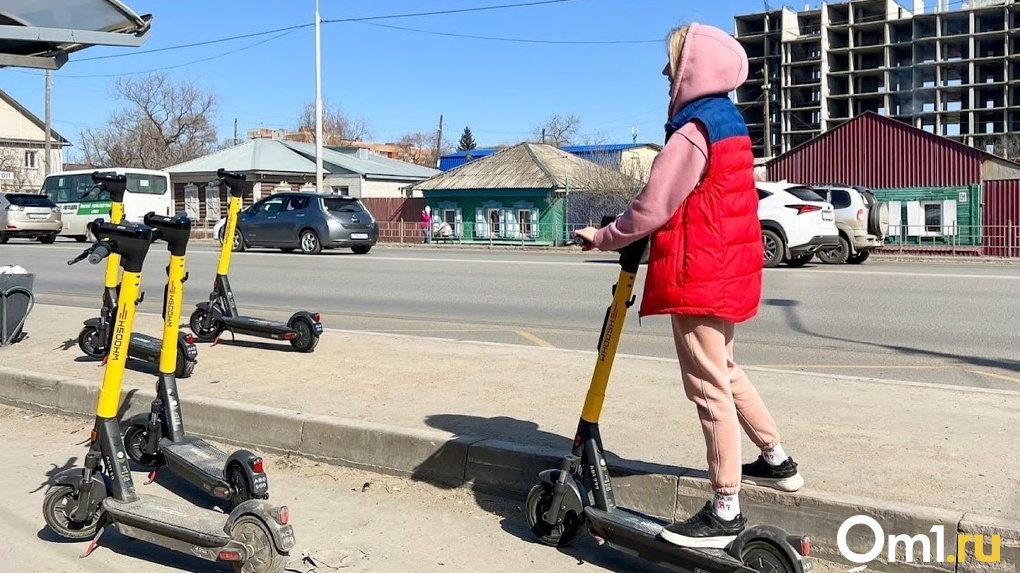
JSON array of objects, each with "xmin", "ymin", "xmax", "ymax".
[{"xmin": 222, "ymin": 192, "xmax": 379, "ymax": 254}]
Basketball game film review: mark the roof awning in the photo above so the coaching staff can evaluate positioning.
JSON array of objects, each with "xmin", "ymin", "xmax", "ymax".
[{"xmin": 0, "ymin": 0, "xmax": 151, "ymax": 70}]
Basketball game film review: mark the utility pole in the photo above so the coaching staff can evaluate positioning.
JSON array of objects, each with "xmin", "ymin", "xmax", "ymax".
[
  {"xmin": 631, "ymin": 126, "xmax": 638, "ymax": 143},
  {"xmin": 542, "ymin": 128, "xmax": 546, "ymax": 144},
  {"xmin": 44, "ymin": 70, "xmax": 51, "ymax": 176},
  {"xmin": 314, "ymin": 0, "xmax": 324, "ymax": 193},
  {"xmin": 433, "ymin": 114, "xmax": 444, "ymax": 168},
  {"xmin": 762, "ymin": 0, "xmax": 773, "ymax": 158},
  {"xmin": 233, "ymin": 118, "xmax": 238, "ymax": 145}
]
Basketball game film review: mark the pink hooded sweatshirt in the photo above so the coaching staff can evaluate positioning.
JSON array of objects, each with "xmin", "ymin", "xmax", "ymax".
[{"xmin": 591, "ymin": 23, "xmax": 751, "ymax": 251}]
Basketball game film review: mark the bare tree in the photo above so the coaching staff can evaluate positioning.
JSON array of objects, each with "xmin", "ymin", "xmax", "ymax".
[
  {"xmin": 392, "ymin": 130, "xmax": 454, "ymax": 167},
  {"xmin": 297, "ymin": 100, "xmax": 371, "ymax": 146},
  {"xmin": 565, "ymin": 152, "xmax": 644, "ymax": 225},
  {"xmin": 0, "ymin": 148, "xmax": 33, "ymax": 190},
  {"xmin": 77, "ymin": 72, "xmax": 219, "ymax": 170},
  {"xmin": 989, "ymin": 134, "xmax": 1020, "ymax": 162},
  {"xmin": 578, "ymin": 130, "xmax": 609, "ymax": 146},
  {"xmin": 532, "ymin": 114, "xmax": 582, "ymax": 146}
]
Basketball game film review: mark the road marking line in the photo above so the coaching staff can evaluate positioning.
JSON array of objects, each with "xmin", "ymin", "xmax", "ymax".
[
  {"xmin": 751, "ymin": 365, "xmax": 938, "ymax": 369},
  {"xmin": 513, "ymin": 329, "xmax": 556, "ymax": 348},
  {"xmin": 962, "ymin": 369, "xmax": 1020, "ymax": 384}
]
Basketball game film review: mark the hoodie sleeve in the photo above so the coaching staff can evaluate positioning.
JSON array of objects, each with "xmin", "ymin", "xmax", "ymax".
[{"xmin": 590, "ymin": 121, "xmax": 709, "ymax": 252}]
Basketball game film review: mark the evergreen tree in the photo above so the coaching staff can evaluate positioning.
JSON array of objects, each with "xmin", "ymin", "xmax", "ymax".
[{"xmin": 457, "ymin": 126, "xmax": 477, "ymax": 151}]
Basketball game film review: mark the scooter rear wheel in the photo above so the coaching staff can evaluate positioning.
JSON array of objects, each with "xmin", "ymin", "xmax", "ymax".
[
  {"xmin": 122, "ymin": 422, "xmax": 163, "ymax": 468},
  {"xmin": 77, "ymin": 326, "xmax": 106, "ymax": 357},
  {"xmin": 230, "ymin": 515, "xmax": 286, "ymax": 573},
  {"xmin": 525, "ymin": 481, "xmax": 584, "ymax": 548},
  {"xmin": 42, "ymin": 485, "xmax": 103, "ymax": 540},
  {"xmin": 288, "ymin": 318, "xmax": 318, "ymax": 353},
  {"xmin": 176, "ymin": 352, "xmax": 196, "ymax": 378},
  {"xmin": 740, "ymin": 540, "xmax": 799, "ymax": 573}
]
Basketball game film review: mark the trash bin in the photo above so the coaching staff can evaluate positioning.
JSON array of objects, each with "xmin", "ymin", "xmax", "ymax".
[{"xmin": 0, "ymin": 266, "xmax": 34, "ymax": 346}]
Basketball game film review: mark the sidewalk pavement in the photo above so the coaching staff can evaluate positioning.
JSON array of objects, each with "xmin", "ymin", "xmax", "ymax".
[{"xmin": 2, "ymin": 303, "xmax": 1017, "ymax": 573}]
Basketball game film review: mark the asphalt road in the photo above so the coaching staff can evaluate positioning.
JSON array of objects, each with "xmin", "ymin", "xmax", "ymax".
[{"xmin": 4, "ymin": 239, "xmax": 1020, "ymax": 390}]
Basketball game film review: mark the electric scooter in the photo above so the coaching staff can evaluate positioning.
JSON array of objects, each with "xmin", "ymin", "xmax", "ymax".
[
  {"xmin": 189, "ymin": 168, "xmax": 322, "ymax": 352},
  {"xmin": 43, "ymin": 218, "xmax": 294, "ymax": 573},
  {"xmin": 524, "ymin": 217, "xmax": 814, "ymax": 573},
  {"xmin": 75, "ymin": 171, "xmax": 198, "ymax": 377},
  {"xmin": 119, "ymin": 211, "xmax": 271, "ymax": 510}
]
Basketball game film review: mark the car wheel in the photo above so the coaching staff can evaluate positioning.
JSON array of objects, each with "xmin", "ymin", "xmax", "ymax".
[
  {"xmin": 847, "ymin": 250, "xmax": 870, "ymax": 264},
  {"xmin": 817, "ymin": 236, "xmax": 850, "ymax": 264},
  {"xmin": 761, "ymin": 229, "xmax": 784, "ymax": 268},
  {"xmin": 785, "ymin": 254, "xmax": 812, "ymax": 267},
  {"xmin": 231, "ymin": 229, "xmax": 246, "ymax": 252},
  {"xmin": 0, "ymin": 234, "xmax": 7, "ymax": 244},
  {"xmin": 351, "ymin": 245, "xmax": 372, "ymax": 255},
  {"xmin": 39, "ymin": 233, "xmax": 57, "ymax": 244},
  {"xmin": 299, "ymin": 229, "xmax": 321, "ymax": 254}
]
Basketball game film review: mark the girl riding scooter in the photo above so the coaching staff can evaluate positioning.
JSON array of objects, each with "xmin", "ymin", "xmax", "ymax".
[{"xmin": 573, "ymin": 22, "xmax": 804, "ymax": 548}]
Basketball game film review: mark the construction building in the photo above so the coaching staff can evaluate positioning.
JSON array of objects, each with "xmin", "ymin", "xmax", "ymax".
[{"xmin": 733, "ymin": 0, "xmax": 1020, "ymax": 160}]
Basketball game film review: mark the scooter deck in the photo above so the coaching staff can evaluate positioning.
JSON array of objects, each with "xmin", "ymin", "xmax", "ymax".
[
  {"xmin": 222, "ymin": 315, "xmax": 294, "ymax": 338},
  {"xmin": 103, "ymin": 495, "xmax": 230, "ymax": 547},
  {"xmin": 161, "ymin": 436, "xmax": 228, "ymax": 484},
  {"xmin": 584, "ymin": 506, "xmax": 749, "ymax": 573}
]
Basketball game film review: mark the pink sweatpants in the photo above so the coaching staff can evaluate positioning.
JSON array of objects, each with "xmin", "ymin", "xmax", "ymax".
[{"xmin": 671, "ymin": 314, "xmax": 781, "ymax": 496}]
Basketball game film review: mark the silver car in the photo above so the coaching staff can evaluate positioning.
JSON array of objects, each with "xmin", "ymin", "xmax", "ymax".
[
  {"xmin": 0, "ymin": 192, "xmax": 62, "ymax": 244},
  {"xmin": 219, "ymin": 192, "xmax": 379, "ymax": 254}
]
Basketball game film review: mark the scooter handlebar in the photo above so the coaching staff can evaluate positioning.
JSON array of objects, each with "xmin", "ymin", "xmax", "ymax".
[
  {"xmin": 88, "ymin": 243, "xmax": 112, "ymax": 265},
  {"xmin": 90, "ymin": 171, "xmax": 127, "ymax": 202},
  {"xmin": 216, "ymin": 168, "xmax": 246, "ymax": 198}
]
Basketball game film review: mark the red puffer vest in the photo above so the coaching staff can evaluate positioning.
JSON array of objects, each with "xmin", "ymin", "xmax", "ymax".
[{"xmin": 638, "ymin": 94, "xmax": 762, "ymax": 323}]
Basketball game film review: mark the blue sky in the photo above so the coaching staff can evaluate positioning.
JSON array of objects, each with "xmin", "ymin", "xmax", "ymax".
[{"xmin": 3, "ymin": 0, "xmax": 789, "ymax": 159}]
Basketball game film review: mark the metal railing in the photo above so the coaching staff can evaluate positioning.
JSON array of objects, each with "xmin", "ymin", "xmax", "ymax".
[{"xmin": 882, "ymin": 223, "xmax": 1020, "ymax": 257}]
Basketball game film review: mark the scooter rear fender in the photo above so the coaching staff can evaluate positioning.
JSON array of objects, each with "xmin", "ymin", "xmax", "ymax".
[
  {"xmin": 538, "ymin": 468, "xmax": 588, "ymax": 516},
  {"xmin": 226, "ymin": 450, "xmax": 269, "ymax": 497},
  {"xmin": 225, "ymin": 500, "xmax": 295, "ymax": 553},
  {"xmin": 288, "ymin": 311, "xmax": 322, "ymax": 336},
  {"xmin": 729, "ymin": 523, "xmax": 812, "ymax": 565}
]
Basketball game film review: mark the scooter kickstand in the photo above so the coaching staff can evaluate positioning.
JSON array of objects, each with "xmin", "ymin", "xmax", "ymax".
[
  {"xmin": 80, "ymin": 525, "xmax": 106, "ymax": 558},
  {"xmin": 145, "ymin": 468, "xmax": 158, "ymax": 484}
]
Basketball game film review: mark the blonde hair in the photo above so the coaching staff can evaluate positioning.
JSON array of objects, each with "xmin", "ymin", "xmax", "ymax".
[{"xmin": 666, "ymin": 25, "xmax": 690, "ymax": 80}]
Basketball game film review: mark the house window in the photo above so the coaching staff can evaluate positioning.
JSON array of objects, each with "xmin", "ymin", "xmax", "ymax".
[
  {"xmin": 24, "ymin": 150, "xmax": 37, "ymax": 169},
  {"xmin": 488, "ymin": 208, "xmax": 501, "ymax": 235},
  {"xmin": 923, "ymin": 202, "xmax": 942, "ymax": 233},
  {"xmin": 517, "ymin": 209, "xmax": 533, "ymax": 236}
]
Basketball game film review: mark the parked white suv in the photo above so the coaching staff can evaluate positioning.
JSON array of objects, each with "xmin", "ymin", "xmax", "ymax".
[
  {"xmin": 757, "ymin": 181, "xmax": 839, "ymax": 268},
  {"xmin": 809, "ymin": 184, "xmax": 889, "ymax": 264}
]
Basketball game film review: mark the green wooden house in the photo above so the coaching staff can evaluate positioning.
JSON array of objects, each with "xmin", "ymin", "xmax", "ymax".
[{"xmin": 409, "ymin": 142, "xmax": 640, "ymax": 245}]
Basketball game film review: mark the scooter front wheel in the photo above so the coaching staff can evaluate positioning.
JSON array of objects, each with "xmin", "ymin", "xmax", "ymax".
[
  {"xmin": 230, "ymin": 515, "xmax": 287, "ymax": 573},
  {"xmin": 525, "ymin": 481, "xmax": 584, "ymax": 548},
  {"xmin": 42, "ymin": 485, "xmax": 103, "ymax": 540},
  {"xmin": 77, "ymin": 326, "xmax": 106, "ymax": 357},
  {"xmin": 189, "ymin": 308, "xmax": 222, "ymax": 341}
]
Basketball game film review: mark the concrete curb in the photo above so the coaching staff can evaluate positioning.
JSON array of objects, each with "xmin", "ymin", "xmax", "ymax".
[{"xmin": 0, "ymin": 365, "xmax": 1015, "ymax": 573}]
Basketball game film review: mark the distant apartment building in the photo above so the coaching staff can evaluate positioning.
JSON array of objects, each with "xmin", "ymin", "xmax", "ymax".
[{"xmin": 733, "ymin": 0, "xmax": 1020, "ymax": 160}]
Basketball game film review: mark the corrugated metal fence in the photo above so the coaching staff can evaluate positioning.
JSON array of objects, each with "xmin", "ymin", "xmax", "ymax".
[{"xmin": 982, "ymin": 180, "xmax": 1020, "ymax": 257}]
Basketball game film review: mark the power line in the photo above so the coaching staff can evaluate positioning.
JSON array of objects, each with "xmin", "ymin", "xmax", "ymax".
[
  {"xmin": 74, "ymin": 23, "xmax": 314, "ymax": 62},
  {"xmin": 45, "ymin": 29, "xmax": 301, "ymax": 78},
  {"xmin": 360, "ymin": 21, "xmax": 660, "ymax": 44},
  {"xmin": 321, "ymin": 0, "xmax": 580, "ymax": 23}
]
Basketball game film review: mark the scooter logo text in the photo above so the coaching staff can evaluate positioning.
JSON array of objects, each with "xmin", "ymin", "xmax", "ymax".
[
  {"xmin": 111, "ymin": 307, "xmax": 129, "ymax": 362},
  {"xmin": 838, "ymin": 515, "xmax": 1000, "ymax": 564}
]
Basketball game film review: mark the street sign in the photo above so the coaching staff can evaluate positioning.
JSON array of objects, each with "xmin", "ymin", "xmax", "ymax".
[{"xmin": 0, "ymin": 171, "xmax": 13, "ymax": 181}]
